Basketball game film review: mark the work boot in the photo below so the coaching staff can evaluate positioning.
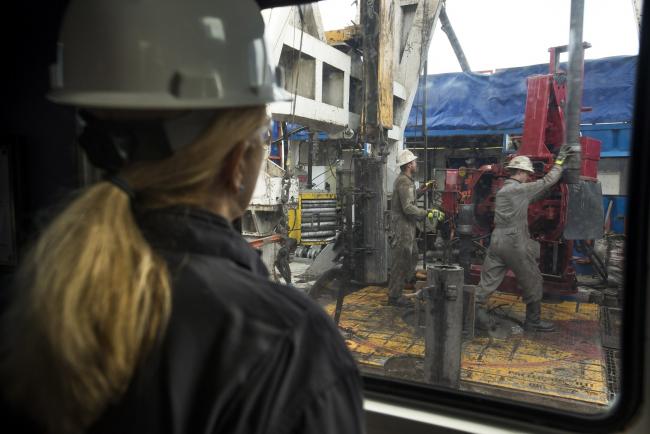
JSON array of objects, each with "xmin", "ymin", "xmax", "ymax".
[
  {"xmin": 387, "ymin": 295, "xmax": 413, "ymax": 307},
  {"xmin": 524, "ymin": 301, "xmax": 555, "ymax": 332},
  {"xmin": 475, "ymin": 302, "xmax": 496, "ymax": 331},
  {"xmin": 404, "ymin": 277, "xmax": 417, "ymax": 290}
]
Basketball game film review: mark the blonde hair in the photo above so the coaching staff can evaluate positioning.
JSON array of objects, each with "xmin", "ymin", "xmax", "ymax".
[{"xmin": 0, "ymin": 106, "xmax": 268, "ymax": 433}]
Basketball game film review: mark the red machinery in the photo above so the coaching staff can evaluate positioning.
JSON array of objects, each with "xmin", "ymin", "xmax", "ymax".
[{"xmin": 440, "ymin": 46, "xmax": 602, "ymax": 296}]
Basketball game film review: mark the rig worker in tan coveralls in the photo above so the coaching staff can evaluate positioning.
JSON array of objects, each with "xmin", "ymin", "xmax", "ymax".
[
  {"xmin": 476, "ymin": 147, "xmax": 573, "ymax": 332},
  {"xmin": 388, "ymin": 149, "xmax": 443, "ymax": 306}
]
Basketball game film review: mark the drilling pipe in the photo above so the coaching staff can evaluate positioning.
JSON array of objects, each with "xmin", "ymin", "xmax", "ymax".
[{"xmin": 564, "ymin": 0, "xmax": 586, "ymax": 184}]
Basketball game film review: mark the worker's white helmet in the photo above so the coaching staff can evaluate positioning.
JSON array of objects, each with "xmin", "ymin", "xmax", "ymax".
[
  {"xmin": 48, "ymin": 0, "xmax": 288, "ymax": 109},
  {"xmin": 397, "ymin": 149, "xmax": 418, "ymax": 167},
  {"xmin": 505, "ymin": 156, "xmax": 534, "ymax": 173}
]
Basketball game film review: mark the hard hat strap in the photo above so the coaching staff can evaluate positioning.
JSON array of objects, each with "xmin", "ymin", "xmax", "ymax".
[
  {"xmin": 77, "ymin": 113, "xmax": 165, "ymax": 172},
  {"xmin": 163, "ymin": 110, "xmax": 218, "ymax": 152}
]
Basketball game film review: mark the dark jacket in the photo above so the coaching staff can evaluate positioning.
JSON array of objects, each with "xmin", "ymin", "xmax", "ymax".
[{"xmin": 89, "ymin": 206, "xmax": 365, "ymax": 434}]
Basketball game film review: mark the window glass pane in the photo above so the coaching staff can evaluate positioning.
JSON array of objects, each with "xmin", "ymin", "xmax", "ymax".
[{"xmin": 255, "ymin": 0, "xmax": 639, "ymax": 415}]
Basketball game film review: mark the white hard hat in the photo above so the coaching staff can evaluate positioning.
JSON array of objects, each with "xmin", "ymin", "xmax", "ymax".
[
  {"xmin": 48, "ymin": 0, "xmax": 289, "ymax": 109},
  {"xmin": 505, "ymin": 156, "xmax": 534, "ymax": 173},
  {"xmin": 397, "ymin": 149, "xmax": 418, "ymax": 167}
]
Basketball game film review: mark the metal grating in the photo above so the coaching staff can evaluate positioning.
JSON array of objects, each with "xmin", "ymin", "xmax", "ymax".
[
  {"xmin": 600, "ymin": 306, "xmax": 622, "ymax": 350},
  {"xmin": 325, "ymin": 287, "xmax": 609, "ymax": 405},
  {"xmin": 601, "ymin": 306, "xmax": 611, "ymax": 334},
  {"xmin": 604, "ymin": 348, "xmax": 620, "ymax": 402}
]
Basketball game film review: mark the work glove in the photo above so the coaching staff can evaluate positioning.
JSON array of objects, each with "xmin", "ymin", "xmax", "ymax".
[
  {"xmin": 418, "ymin": 180, "xmax": 435, "ymax": 193},
  {"xmin": 427, "ymin": 208, "xmax": 445, "ymax": 222},
  {"xmin": 555, "ymin": 145, "xmax": 577, "ymax": 166}
]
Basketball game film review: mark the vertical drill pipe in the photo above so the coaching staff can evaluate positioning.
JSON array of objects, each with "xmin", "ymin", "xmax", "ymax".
[
  {"xmin": 422, "ymin": 60, "xmax": 429, "ymax": 271},
  {"xmin": 564, "ymin": 0, "xmax": 585, "ymax": 183},
  {"xmin": 439, "ymin": 6, "xmax": 471, "ymax": 73},
  {"xmin": 307, "ymin": 132, "xmax": 314, "ymax": 188},
  {"xmin": 457, "ymin": 203, "xmax": 475, "ymax": 281},
  {"xmin": 334, "ymin": 286, "xmax": 345, "ymax": 325},
  {"xmin": 424, "ymin": 264, "xmax": 464, "ymax": 387},
  {"xmin": 281, "ymin": 121, "xmax": 289, "ymax": 170}
]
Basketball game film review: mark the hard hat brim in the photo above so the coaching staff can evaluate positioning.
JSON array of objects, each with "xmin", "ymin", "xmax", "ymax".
[
  {"xmin": 273, "ymin": 85, "xmax": 293, "ymax": 103},
  {"xmin": 505, "ymin": 164, "xmax": 534, "ymax": 173},
  {"xmin": 402, "ymin": 155, "xmax": 418, "ymax": 165},
  {"xmin": 397, "ymin": 153, "xmax": 418, "ymax": 166},
  {"xmin": 48, "ymin": 84, "xmax": 292, "ymax": 110}
]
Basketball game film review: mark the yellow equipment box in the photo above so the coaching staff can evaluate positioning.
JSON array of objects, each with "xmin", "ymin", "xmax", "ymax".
[{"xmin": 288, "ymin": 192, "xmax": 337, "ymax": 245}]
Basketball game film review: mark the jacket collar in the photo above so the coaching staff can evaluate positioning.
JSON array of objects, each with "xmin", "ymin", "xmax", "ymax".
[{"xmin": 135, "ymin": 206, "xmax": 268, "ymax": 276}]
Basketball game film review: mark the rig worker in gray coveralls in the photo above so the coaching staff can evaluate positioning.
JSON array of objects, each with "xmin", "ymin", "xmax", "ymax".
[
  {"xmin": 476, "ymin": 147, "xmax": 573, "ymax": 332},
  {"xmin": 388, "ymin": 149, "xmax": 443, "ymax": 306}
]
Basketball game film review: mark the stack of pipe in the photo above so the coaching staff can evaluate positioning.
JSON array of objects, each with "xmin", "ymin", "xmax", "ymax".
[{"xmin": 300, "ymin": 198, "xmax": 338, "ymax": 243}]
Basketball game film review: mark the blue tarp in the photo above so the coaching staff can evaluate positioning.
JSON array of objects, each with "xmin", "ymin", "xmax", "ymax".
[{"xmin": 406, "ymin": 55, "xmax": 637, "ymax": 133}]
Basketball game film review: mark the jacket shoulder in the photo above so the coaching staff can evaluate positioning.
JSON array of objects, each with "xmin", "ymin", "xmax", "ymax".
[
  {"xmin": 165, "ymin": 254, "xmax": 361, "ymax": 431},
  {"xmin": 393, "ymin": 174, "xmax": 412, "ymax": 189},
  {"xmin": 166, "ymin": 252, "xmax": 319, "ymax": 330}
]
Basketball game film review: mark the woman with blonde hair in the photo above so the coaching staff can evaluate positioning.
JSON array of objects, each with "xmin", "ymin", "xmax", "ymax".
[{"xmin": 0, "ymin": 1, "xmax": 364, "ymax": 433}]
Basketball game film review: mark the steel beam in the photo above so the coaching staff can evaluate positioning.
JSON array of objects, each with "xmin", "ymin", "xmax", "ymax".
[{"xmin": 439, "ymin": 6, "xmax": 471, "ymax": 72}]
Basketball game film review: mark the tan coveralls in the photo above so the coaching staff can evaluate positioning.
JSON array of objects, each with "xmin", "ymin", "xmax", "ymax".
[
  {"xmin": 476, "ymin": 164, "xmax": 563, "ymax": 304},
  {"xmin": 388, "ymin": 173, "xmax": 427, "ymax": 299}
]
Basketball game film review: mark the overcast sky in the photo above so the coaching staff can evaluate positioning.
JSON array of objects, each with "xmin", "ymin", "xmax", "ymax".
[{"xmin": 317, "ymin": 0, "xmax": 639, "ymax": 73}]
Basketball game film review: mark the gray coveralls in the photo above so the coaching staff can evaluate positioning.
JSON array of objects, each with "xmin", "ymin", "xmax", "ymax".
[
  {"xmin": 274, "ymin": 244, "xmax": 292, "ymax": 284},
  {"xmin": 476, "ymin": 164, "xmax": 563, "ymax": 304},
  {"xmin": 389, "ymin": 173, "xmax": 427, "ymax": 299}
]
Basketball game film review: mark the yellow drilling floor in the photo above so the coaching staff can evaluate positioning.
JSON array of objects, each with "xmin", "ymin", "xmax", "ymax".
[{"xmin": 324, "ymin": 286, "xmax": 608, "ymax": 406}]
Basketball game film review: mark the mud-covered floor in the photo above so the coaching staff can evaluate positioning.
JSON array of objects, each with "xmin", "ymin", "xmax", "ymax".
[{"xmin": 316, "ymin": 284, "xmax": 616, "ymax": 413}]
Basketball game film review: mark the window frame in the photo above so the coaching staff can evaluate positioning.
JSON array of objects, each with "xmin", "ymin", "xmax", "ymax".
[{"xmin": 360, "ymin": 6, "xmax": 650, "ymax": 433}]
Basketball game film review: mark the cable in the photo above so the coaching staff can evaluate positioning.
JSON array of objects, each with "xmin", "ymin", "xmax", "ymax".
[
  {"xmin": 290, "ymin": 5, "xmax": 305, "ymax": 127},
  {"xmin": 312, "ymin": 162, "xmax": 339, "ymax": 190},
  {"xmin": 280, "ymin": 5, "xmax": 306, "ymax": 245}
]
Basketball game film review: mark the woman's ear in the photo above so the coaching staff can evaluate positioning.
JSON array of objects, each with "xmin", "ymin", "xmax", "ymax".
[{"xmin": 221, "ymin": 142, "xmax": 247, "ymax": 194}]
